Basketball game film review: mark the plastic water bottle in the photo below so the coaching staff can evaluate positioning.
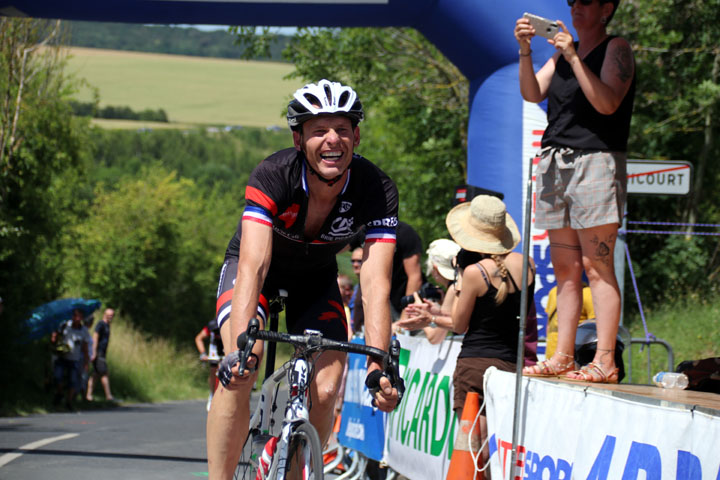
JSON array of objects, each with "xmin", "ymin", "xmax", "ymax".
[{"xmin": 652, "ymin": 372, "xmax": 689, "ymax": 390}]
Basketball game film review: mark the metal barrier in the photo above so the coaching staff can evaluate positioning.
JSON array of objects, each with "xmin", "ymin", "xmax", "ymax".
[{"xmin": 627, "ymin": 337, "xmax": 675, "ymax": 384}]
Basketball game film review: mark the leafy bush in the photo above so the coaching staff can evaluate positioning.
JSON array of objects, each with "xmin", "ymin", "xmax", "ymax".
[{"xmin": 64, "ymin": 167, "xmax": 230, "ymax": 342}]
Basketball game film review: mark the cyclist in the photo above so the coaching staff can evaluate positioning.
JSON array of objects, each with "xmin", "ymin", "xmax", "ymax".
[
  {"xmin": 195, "ymin": 318, "xmax": 224, "ymax": 411},
  {"xmin": 207, "ymin": 79, "xmax": 402, "ymax": 479}
]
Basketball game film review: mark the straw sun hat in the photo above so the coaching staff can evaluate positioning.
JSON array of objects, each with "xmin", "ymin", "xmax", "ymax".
[{"xmin": 445, "ymin": 195, "xmax": 520, "ymax": 255}]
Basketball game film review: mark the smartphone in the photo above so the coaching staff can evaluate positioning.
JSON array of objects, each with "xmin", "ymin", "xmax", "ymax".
[{"xmin": 523, "ymin": 12, "xmax": 559, "ymax": 39}]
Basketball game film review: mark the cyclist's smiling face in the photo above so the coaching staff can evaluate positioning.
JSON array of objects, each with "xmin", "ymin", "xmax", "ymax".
[{"xmin": 294, "ymin": 115, "xmax": 359, "ymax": 181}]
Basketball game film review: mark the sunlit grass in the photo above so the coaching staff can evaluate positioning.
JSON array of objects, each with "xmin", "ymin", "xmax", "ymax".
[
  {"xmin": 623, "ymin": 294, "xmax": 720, "ymax": 384},
  {"xmin": 109, "ymin": 316, "xmax": 207, "ymax": 402},
  {"xmin": 65, "ymin": 47, "xmax": 302, "ymax": 128}
]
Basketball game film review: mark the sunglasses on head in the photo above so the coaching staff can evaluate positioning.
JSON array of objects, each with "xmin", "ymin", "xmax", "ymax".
[{"xmin": 567, "ymin": 0, "xmax": 594, "ymax": 5}]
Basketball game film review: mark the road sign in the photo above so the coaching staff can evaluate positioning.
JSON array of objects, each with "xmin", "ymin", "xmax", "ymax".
[{"xmin": 627, "ymin": 159, "xmax": 692, "ymax": 195}]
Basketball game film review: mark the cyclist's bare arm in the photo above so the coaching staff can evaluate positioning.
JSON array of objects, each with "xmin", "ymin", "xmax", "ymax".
[
  {"xmin": 221, "ymin": 219, "xmax": 272, "ymax": 389},
  {"xmin": 359, "ymin": 240, "xmax": 399, "ymax": 412}
]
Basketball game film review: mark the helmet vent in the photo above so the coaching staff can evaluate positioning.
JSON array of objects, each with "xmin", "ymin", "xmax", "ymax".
[
  {"xmin": 287, "ymin": 79, "xmax": 364, "ymax": 129},
  {"xmin": 303, "ymin": 93, "xmax": 322, "ymax": 109}
]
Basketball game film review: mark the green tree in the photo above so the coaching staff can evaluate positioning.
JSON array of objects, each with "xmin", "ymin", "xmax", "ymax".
[
  {"xmin": 280, "ymin": 27, "xmax": 468, "ymax": 244},
  {"xmin": 65, "ymin": 167, "xmax": 235, "ymax": 341},
  {"xmin": 613, "ymin": 0, "xmax": 720, "ymax": 303},
  {"xmin": 0, "ymin": 18, "xmax": 89, "ymax": 406}
]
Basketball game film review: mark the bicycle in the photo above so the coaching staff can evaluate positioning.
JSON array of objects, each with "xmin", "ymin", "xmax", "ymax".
[{"xmin": 232, "ymin": 295, "xmax": 403, "ymax": 480}]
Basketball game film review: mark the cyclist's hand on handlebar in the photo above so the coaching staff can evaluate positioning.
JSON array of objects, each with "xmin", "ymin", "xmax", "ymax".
[
  {"xmin": 365, "ymin": 368, "xmax": 403, "ymax": 413},
  {"xmin": 217, "ymin": 350, "xmax": 258, "ymax": 389}
]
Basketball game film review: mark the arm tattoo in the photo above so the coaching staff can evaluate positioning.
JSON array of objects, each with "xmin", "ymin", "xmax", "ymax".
[{"xmin": 614, "ymin": 44, "xmax": 633, "ymax": 83}]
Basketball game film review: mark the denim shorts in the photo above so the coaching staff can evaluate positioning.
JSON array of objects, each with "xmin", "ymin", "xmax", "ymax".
[{"xmin": 535, "ymin": 147, "xmax": 627, "ymax": 230}]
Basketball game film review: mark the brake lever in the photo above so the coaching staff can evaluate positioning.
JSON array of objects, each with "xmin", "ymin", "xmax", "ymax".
[
  {"xmin": 385, "ymin": 338, "xmax": 405, "ymax": 402},
  {"xmin": 236, "ymin": 318, "xmax": 260, "ymax": 376}
]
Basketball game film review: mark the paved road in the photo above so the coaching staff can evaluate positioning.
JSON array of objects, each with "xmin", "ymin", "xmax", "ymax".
[
  {"xmin": 0, "ymin": 400, "xmax": 210, "ymax": 480},
  {"xmin": 0, "ymin": 390, "xmax": 361, "ymax": 480}
]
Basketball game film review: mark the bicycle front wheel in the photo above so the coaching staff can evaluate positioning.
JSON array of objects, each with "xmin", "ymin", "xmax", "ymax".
[{"xmin": 285, "ymin": 420, "xmax": 323, "ymax": 480}]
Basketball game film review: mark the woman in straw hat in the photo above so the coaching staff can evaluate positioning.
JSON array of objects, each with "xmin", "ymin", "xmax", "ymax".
[{"xmin": 445, "ymin": 195, "xmax": 536, "ymax": 474}]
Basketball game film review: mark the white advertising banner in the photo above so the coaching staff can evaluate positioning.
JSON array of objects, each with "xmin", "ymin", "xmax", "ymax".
[
  {"xmin": 384, "ymin": 334, "xmax": 463, "ymax": 480},
  {"xmin": 485, "ymin": 368, "xmax": 720, "ymax": 480}
]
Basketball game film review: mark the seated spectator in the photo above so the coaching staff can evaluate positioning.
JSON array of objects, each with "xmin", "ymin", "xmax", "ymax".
[{"xmin": 544, "ymin": 282, "xmax": 595, "ymax": 360}]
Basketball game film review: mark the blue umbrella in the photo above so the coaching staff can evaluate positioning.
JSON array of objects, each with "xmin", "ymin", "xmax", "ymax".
[{"xmin": 24, "ymin": 298, "xmax": 102, "ymax": 341}]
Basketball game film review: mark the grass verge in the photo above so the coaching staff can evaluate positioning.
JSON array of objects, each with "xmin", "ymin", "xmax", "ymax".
[
  {"xmin": 107, "ymin": 317, "xmax": 208, "ymax": 403},
  {"xmin": 623, "ymin": 293, "xmax": 720, "ymax": 384}
]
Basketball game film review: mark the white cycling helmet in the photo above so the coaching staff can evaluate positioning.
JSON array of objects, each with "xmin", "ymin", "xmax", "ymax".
[{"xmin": 287, "ymin": 79, "xmax": 364, "ymax": 130}]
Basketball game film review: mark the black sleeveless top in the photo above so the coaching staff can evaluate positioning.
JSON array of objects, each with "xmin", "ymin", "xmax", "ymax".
[
  {"xmin": 458, "ymin": 264, "xmax": 536, "ymax": 362},
  {"xmin": 541, "ymin": 36, "xmax": 636, "ymax": 152}
]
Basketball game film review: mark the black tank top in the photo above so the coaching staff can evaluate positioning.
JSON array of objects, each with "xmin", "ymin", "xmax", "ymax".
[
  {"xmin": 458, "ymin": 264, "xmax": 535, "ymax": 362},
  {"xmin": 541, "ymin": 36, "xmax": 635, "ymax": 152}
]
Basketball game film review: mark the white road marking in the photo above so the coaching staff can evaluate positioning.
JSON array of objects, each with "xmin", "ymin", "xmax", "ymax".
[{"xmin": 0, "ymin": 433, "xmax": 79, "ymax": 468}]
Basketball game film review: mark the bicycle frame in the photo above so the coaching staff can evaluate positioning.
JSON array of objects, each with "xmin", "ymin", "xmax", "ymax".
[
  {"xmin": 236, "ymin": 314, "xmax": 403, "ymax": 480},
  {"xmin": 248, "ymin": 353, "xmax": 312, "ymax": 479}
]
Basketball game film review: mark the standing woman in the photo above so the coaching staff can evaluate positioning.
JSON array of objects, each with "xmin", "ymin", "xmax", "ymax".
[
  {"xmin": 446, "ymin": 195, "xmax": 535, "ymax": 473},
  {"xmin": 514, "ymin": 0, "xmax": 635, "ymax": 383}
]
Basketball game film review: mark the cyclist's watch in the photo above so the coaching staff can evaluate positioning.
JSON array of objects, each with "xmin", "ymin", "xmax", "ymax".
[{"xmin": 428, "ymin": 316, "xmax": 437, "ymax": 328}]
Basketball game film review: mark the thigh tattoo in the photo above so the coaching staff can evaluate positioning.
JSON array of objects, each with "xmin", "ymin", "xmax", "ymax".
[{"xmin": 589, "ymin": 234, "xmax": 617, "ymax": 267}]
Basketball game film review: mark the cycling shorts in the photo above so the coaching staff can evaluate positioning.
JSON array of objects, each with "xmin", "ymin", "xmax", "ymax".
[{"xmin": 215, "ymin": 257, "xmax": 349, "ymax": 342}]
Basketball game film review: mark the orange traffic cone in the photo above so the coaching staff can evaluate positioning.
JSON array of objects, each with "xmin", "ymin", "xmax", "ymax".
[{"xmin": 446, "ymin": 392, "xmax": 483, "ymax": 480}]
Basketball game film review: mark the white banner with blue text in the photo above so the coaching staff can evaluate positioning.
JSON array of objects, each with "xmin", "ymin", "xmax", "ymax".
[
  {"xmin": 383, "ymin": 334, "xmax": 463, "ymax": 479},
  {"xmin": 485, "ymin": 368, "xmax": 720, "ymax": 480}
]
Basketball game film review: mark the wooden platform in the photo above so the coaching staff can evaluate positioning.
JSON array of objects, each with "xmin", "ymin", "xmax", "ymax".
[{"xmin": 544, "ymin": 377, "xmax": 720, "ymax": 416}]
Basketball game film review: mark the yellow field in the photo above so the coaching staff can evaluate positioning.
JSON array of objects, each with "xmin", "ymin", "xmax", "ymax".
[{"xmin": 65, "ymin": 47, "xmax": 303, "ymax": 128}]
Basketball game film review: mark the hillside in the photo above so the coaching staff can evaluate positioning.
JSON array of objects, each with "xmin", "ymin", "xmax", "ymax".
[
  {"xmin": 64, "ymin": 21, "xmax": 291, "ymax": 61},
  {"xmin": 65, "ymin": 47, "xmax": 303, "ymax": 128}
]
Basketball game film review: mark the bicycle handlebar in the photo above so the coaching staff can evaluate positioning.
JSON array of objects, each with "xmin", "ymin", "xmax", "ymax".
[{"xmin": 236, "ymin": 317, "xmax": 404, "ymax": 402}]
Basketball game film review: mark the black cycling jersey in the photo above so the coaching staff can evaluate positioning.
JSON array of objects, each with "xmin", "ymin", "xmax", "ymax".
[
  {"xmin": 216, "ymin": 148, "xmax": 398, "ymax": 339},
  {"xmin": 224, "ymin": 148, "xmax": 399, "ymax": 272}
]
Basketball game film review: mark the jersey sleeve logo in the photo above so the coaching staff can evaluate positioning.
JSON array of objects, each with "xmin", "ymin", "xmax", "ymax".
[{"xmin": 278, "ymin": 203, "xmax": 300, "ymax": 229}]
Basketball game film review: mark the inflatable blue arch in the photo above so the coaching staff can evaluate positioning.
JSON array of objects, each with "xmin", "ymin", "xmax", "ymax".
[{"xmin": 1, "ymin": 0, "xmax": 576, "ymax": 338}]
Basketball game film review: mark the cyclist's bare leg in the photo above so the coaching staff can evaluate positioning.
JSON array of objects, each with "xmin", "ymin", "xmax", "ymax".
[
  {"xmin": 207, "ymin": 383, "xmax": 253, "ymax": 479},
  {"xmin": 206, "ymin": 321, "xmax": 263, "ymax": 480},
  {"xmin": 308, "ymin": 350, "xmax": 347, "ymax": 446}
]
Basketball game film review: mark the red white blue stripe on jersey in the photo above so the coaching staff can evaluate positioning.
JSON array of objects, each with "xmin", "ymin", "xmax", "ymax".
[
  {"xmin": 242, "ymin": 205, "xmax": 273, "ymax": 227},
  {"xmin": 246, "ymin": 186, "xmax": 278, "ymax": 215},
  {"xmin": 365, "ymin": 227, "xmax": 396, "ymax": 243}
]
